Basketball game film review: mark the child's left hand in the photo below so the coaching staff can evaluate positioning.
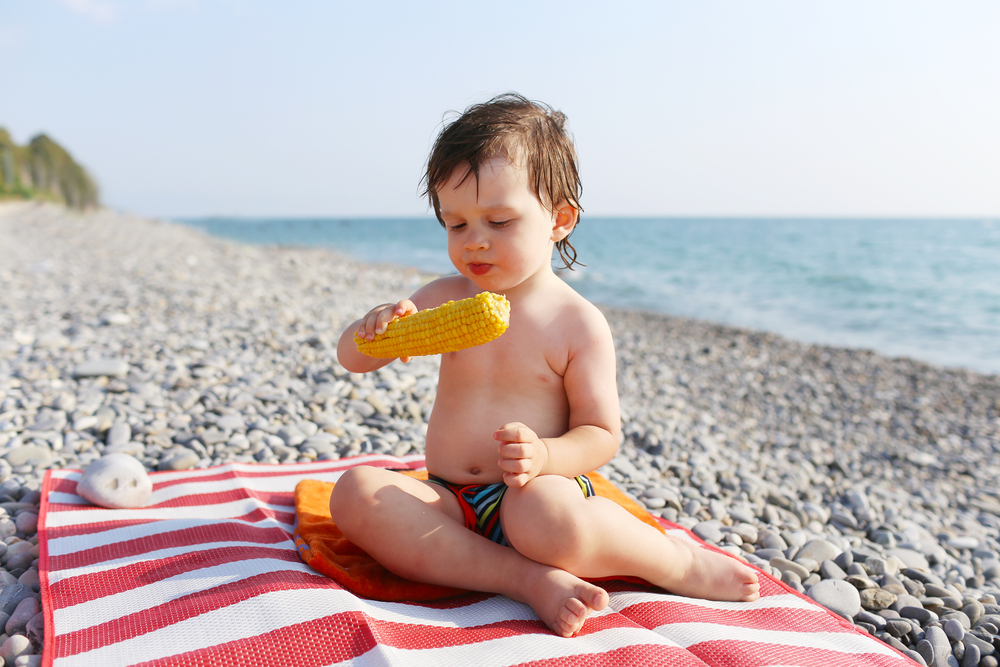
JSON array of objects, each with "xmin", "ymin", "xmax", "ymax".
[{"xmin": 495, "ymin": 422, "xmax": 549, "ymax": 488}]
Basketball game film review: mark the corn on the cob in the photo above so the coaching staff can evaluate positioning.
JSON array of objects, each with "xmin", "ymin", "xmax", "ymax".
[{"xmin": 354, "ymin": 292, "xmax": 510, "ymax": 359}]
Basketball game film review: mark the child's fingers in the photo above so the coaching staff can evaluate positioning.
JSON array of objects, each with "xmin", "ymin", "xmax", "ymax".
[
  {"xmin": 503, "ymin": 471, "xmax": 529, "ymax": 488},
  {"xmin": 498, "ymin": 457, "xmax": 532, "ymax": 474},
  {"xmin": 494, "ymin": 423, "xmax": 533, "ymax": 443},
  {"xmin": 498, "ymin": 442, "xmax": 532, "ymax": 459},
  {"xmin": 395, "ymin": 299, "xmax": 417, "ymax": 317}
]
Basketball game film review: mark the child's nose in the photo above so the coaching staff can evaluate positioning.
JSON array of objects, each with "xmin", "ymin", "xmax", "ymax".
[{"xmin": 464, "ymin": 229, "xmax": 489, "ymax": 250}]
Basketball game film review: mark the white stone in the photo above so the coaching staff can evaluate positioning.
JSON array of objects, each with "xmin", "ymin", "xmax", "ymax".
[
  {"xmin": 73, "ymin": 358, "xmax": 129, "ymax": 378},
  {"xmin": 77, "ymin": 453, "xmax": 152, "ymax": 509}
]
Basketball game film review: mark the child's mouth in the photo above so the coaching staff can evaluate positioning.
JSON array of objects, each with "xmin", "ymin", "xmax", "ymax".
[{"xmin": 468, "ymin": 263, "xmax": 491, "ymax": 276}]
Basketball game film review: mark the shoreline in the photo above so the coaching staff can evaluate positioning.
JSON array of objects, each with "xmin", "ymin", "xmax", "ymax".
[
  {"xmin": 179, "ymin": 214, "xmax": 1000, "ymax": 378},
  {"xmin": 2, "ymin": 202, "xmax": 999, "ymax": 664}
]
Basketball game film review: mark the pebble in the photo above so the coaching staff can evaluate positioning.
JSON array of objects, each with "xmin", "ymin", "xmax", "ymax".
[
  {"xmin": 77, "ymin": 453, "xmax": 153, "ymax": 509},
  {"xmin": 72, "ymin": 358, "xmax": 129, "ymax": 378},
  {"xmin": 944, "ymin": 617, "xmax": 965, "ymax": 641},
  {"xmin": 808, "ymin": 579, "xmax": 861, "ymax": 619},
  {"xmin": 924, "ymin": 625, "xmax": 952, "ymax": 666},
  {"xmin": 0, "ymin": 635, "xmax": 32, "ymax": 665},
  {"xmin": 5, "ymin": 597, "xmax": 38, "ymax": 636},
  {"xmin": 797, "ymin": 539, "xmax": 841, "ymax": 564},
  {"xmin": 2, "ymin": 203, "xmax": 1000, "ymax": 661}
]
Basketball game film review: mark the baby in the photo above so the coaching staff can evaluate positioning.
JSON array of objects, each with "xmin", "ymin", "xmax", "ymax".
[{"xmin": 331, "ymin": 93, "xmax": 759, "ymax": 638}]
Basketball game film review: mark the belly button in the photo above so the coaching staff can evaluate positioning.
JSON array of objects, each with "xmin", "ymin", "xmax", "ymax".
[{"xmin": 470, "ymin": 467, "xmax": 481, "ymax": 476}]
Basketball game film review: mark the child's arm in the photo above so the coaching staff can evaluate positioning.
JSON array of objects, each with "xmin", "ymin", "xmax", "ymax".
[
  {"xmin": 335, "ymin": 275, "xmax": 472, "ymax": 374},
  {"xmin": 336, "ymin": 300, "xmax": 418, "ymax": 373},
  {"xmin": 496, "ymin": 308, "xmax": 621, "ymax": 487}
]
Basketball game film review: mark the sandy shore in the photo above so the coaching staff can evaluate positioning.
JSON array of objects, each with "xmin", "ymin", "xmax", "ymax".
[{"xmin": 2, "ymin": 202, "xmax": 999, "ymax": 665}]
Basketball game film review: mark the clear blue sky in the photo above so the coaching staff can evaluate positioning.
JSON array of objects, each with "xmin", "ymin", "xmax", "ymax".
[{"xmin": 3, "ymin": 1, "xmax": 999, "ymax": 218}]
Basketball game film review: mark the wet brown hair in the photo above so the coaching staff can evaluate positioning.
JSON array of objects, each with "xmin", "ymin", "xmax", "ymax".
[{"xmin": 422, "ymin": 93, "xmax": 584, "ymax": 270}]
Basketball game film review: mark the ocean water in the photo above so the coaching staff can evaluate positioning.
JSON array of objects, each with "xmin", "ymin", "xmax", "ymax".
[{"xmin": 180, "ymin": 217, "xmax": 1000, "ymax": 375}]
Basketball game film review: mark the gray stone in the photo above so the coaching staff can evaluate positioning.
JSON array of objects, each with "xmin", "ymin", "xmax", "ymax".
[
  {"xmin": 942, "ymin": 611, "xmax": 971, "ymax": 630},
  {"xmin": 2, "ymin": 446, "xmax": 53, "ymax": 468},
  {"xmin": 807, "ymin": 579, "xmax": 861, "ymax": 619},
  {"xmin": 963, "ymin": 631, "xmax": 995, "ymax": 656},
  {"xmin": 925, "ymin": 625, "xmax": 952, "ymax": 666},
  {"xmin": 730, "ymin": 522, "xmax": 758, "ymax": 544},
  {"xmin": 820, "ymin": 559, "xmax": 848, "ymax": 580},
  {"xmin": 889, "ymin": 548, "xmax": 931, "ymax": 570},
  {"xmin": 159, "ymin": 451, "xmax": 200, "ymax": 471},
  {"xmin": 0, "ymin": 585, "xmax": 32, "ymax": 615},
  {"xmin": 26, "ymin": 610, "xmax": 43, "ymax": 646},
  {"xmin": 754, "ymin": 548, "xmax": 785, "ymax": 561},
  {"xmin": 216, "ymin": 414, "xmax": 245, "ymax": 431},
  {"xmin": 900, "ymin": 605, "xmax": 938, "ymax": 625},
  {"xmin": 834, "ymin": 549, "xmax": 854, "ymax": 570},
  {"xmin": 856, "ymin": 609, "xmax": 887, "ymax": 630},
  {"xmin": 797, "ymin": 538, "xmax": 842, "ymax": 563},
  {"xmin": 14, "ymin": 513, "xmax": 37, "ymax": 535},
  {"xmin": 106, "ymin": 420, "xmax": 131, "ymax": 448},
  {"xmin": 944, "ymin": 617, "xmax": 966, "ymax": 641},
  {"xmin": 78, "ymin": 453, "xmax": 153, "ymax": 509},
  {"xmin": 4, "ymin": 550, "xmax": 34, "ymax": 572},
  {"xmin": 692, "ymin": 521, "xmax": 723, "ymax": 543},
  {"xmin": 866, "ymin": 557, "xmax": 893, "ymax": 576},
  {"xmin": 961, "ymin": 643, "xmax": 981, "ymax": 667},
  {"xmin": 794, "ymin": 557, "xmax": 819, "ymax": 573},
  {"xmin": 73, "ymin": 358, "xmax": 129, "ymax": 378},
  {"xmin": 199, "ymin": 429, "xmax": 228, "ymax": 445},
  {"xmin": 4, "ymin": 597, "xmax": 38, "ymax": 636},
  {"xmin": 947, "ymin": 536, "xmax": 979, "ymax": 550},
  {"xmin": 761, "ymin": 533, "xmax": 788, "ymax": 550},
  {"xmin": 15, "ymin": 571, "xmax": 38, "ymax": 595},
  {"xmin": 962, "ymin": 601, "xmax": 985, "ymax": 624},
  {"xmin": 830, "ymin": 510, "xmax": 858, "ymax": 529},
  {"xmin": 771, "ymin": 557, "xmax": 810, "ymax": 580},
  {"xmin": 0, "ymin": 635, "xmax": 32, "ymax": 666},
  {"xmin": 887, "ymin": 618, "xmax": 914, "ymax": 637}
]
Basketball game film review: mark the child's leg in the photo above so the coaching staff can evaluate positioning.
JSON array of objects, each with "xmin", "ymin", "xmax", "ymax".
[
  {"xmin": 499, "ymin": 475, "xmax": 760, "ymax": 602},
  {"xmin": 329, "ymin": 466, "xmax": 610, "ymax": 637}
]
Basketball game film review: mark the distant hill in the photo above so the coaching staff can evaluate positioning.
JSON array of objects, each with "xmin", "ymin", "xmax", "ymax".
[{"xmin": 0, "ymin": 128, "xmax": 99, "ymax": 209}]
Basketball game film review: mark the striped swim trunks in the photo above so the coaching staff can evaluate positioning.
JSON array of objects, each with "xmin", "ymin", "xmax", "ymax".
[{"xmin": 426, "ymin": 474, "xmax": 596, "ymax": 547}]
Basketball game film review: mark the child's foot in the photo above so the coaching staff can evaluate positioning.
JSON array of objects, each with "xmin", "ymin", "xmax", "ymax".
[
  {"xmin": 520, "ymin": 567, "xmax": 610, "ymax": 637},
  {"xmin": 657, "ymin": 536, "xmax": 761, "ymax": 602}
]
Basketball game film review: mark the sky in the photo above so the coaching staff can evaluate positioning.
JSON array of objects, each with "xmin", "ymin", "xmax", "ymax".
[{"xmin": 3, "ymin": 1, "xmax": 999, "ymax": 219}]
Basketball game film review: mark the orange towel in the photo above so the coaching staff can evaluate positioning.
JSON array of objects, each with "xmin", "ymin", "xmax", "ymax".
[{"xmin": 293, "ymin": 470, "xmax": 665, "ymax": 602}]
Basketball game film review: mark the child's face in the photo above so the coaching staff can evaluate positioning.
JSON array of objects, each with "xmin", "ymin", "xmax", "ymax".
[{"xmin": 437, "ymin": 157, "xmax": 575, "ymax": 293}]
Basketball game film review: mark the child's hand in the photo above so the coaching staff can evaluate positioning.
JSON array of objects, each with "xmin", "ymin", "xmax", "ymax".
[
  {"xmin": 356, "ymin": 299, "xmax": 418, "ymax": 362},
  {"xmin": 495, "ymin": 422, "xmax": 549, "ymax": 488}
]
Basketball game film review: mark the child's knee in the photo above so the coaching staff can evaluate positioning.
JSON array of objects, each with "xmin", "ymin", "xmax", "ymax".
[
  {"xmin": 503, "ymin": 481, "xmax": 590, "ymax": 566},
  {"xmin": 329, "ymin": 466, "xmax": 380, "ymax": 519}
]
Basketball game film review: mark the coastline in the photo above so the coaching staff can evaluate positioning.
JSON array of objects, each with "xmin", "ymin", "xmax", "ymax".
[{"xmin": 2, "ymin": 202, "xmax": 999, "ymax": 663}]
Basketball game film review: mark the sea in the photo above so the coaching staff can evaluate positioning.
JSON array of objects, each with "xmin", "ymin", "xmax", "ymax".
[{"xmin": 180, "ymin": 217, "xmax": 1000, "ymax": 376}]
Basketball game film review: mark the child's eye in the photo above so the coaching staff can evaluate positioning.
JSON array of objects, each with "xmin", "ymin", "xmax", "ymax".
[
  {"xmin": 489, "ymin": 220, "xmax": 511, "ymax": 228},
  {"xmin": 446, "ymin": 223, "xmax": 466, "ymax": 232}
]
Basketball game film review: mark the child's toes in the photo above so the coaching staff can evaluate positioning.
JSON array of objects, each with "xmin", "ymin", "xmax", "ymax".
[
  {"xmin": 577, "ymin": 582, "xmax": 609, "ymax": 612},
  {"xmin": 560, "ymin": 598, "xmax": 587, "ymax": 623}
]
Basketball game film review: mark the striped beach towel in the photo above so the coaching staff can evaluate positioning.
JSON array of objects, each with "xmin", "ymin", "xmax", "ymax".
[{"xmin": 39, "ymin": 455, "xmax": 915, "ymax": 666}]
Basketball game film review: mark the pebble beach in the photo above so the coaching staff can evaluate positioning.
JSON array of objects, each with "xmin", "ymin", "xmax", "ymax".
[{"xmin": 2, "ymin": 202, "xmax": 999, "ymax": 667}]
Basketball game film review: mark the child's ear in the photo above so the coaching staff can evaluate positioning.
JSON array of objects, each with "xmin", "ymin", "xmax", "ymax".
[{"xmin": 551, "ymin": 202, "xmax": 579, "ymax": 242}]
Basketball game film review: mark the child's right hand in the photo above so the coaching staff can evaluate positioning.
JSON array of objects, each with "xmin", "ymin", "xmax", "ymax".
[{"xmin": 355, "ymin": 300, "xmax": 418, "ymax": 362}]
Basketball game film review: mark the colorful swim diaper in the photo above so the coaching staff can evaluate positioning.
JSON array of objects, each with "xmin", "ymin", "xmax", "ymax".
[{"xmin": 426, "ymin": 473, "xmax": 595, "ymax": 546}]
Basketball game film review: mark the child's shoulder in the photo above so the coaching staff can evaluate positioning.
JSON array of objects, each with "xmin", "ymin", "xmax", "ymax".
[{"xmin": 549, "ymin": 280, "xmax": 614, "ymax": 347}]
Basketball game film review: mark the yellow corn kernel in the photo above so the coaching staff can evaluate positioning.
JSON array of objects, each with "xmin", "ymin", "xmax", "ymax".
[{"xmin": 354, "ymin": 292, "xmax": 510, "ymax": 359}]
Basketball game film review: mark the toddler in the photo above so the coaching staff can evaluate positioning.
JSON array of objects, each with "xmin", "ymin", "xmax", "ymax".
[{"xmin": 332, "ymin": 93, "xmax": 759, "ymax": 637}]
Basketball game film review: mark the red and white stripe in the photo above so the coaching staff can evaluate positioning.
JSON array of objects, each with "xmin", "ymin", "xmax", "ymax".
[{"xmin": 39, "ymin": 455, "xmax": 916, "ymax": 667}]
